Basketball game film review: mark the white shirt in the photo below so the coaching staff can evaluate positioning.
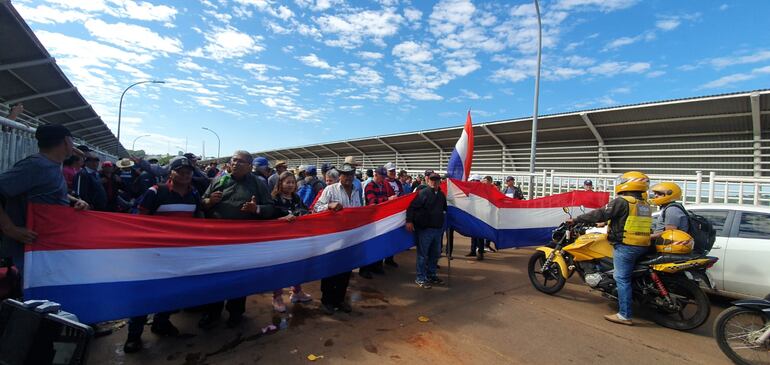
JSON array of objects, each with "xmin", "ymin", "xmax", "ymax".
[{"xmin": 314, "ymin": 182, "xmax": 363, "ymax": 212}]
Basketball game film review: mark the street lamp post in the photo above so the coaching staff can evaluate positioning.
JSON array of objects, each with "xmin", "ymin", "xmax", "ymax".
[
  {"xmin": 117, "ymin": 80, "xmax": 165, "ymax": 154},
  {"xmin": 201, "ymin": 127, "xmax": 221, "ymax": 160},
  {"xmin": 131, "ymin": 134, "xmax": 151, "ymax": 151},
  {"xmin": 527, "ymin": 0, "xmax": 542, "ymax": 199}
]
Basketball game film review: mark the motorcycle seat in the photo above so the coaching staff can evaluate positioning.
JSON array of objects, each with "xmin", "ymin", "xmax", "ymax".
[{"xmin": 637, "ymin": 253, "xmax": 704, "ymax": 266}]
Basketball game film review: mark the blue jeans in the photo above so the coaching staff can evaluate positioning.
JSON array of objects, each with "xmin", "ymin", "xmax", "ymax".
[
  {"xmin": 416, "ymin": 228, "xmax": 443, "ymax": 282},
  {"xmin": 612, "ymin": 243, "xmax": 649, "ymax": 319}
]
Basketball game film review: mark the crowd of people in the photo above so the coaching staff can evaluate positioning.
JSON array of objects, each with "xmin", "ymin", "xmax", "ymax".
[{"xmin": 0, "ymin": 124, "xmax": 531, "ymax": 354}]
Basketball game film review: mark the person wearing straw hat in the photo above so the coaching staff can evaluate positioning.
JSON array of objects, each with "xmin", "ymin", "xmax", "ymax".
[{"xmin": 268, "ymin": 160, "xmax": 288, "ymax": 192}]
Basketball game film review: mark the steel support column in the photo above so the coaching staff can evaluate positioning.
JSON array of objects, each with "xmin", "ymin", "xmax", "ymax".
[
  {"xmin": 0, "ymin": 57, "xmax": 55, "ymax": 72},
  {"xmin": 418, "ymin": 132, "xmax": 444, "ymax": 171},
  {"xmin": 750, "ymin": 93, "xmax": 762, "ymax": 177},
  {"xmin": 580, "ymin": 113, "xmax": 611, "ymax": 174},
  {"xmin": 482, "ymin": 124, "xmax": 514, "ymax": 172}
]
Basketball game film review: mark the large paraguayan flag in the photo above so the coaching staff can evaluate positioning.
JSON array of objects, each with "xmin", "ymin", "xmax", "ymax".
[
  {"xmin": 446, "ymin": 179, "xmax": 610, "ymax": 249},
  {"xmin": 446, "ymin": 110, "xmax": 474, "ymax": 181},
  {"xmin": 23, "ymin": 197, "xmax": 416, "ymax": 324}
]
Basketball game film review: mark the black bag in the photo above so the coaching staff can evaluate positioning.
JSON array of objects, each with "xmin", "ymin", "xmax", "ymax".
[{"xmin": 663, "ymin": 203, "xmax": 717, "ymax": 254}]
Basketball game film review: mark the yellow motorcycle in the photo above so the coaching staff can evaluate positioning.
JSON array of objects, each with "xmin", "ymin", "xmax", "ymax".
[{"xmin": 527, "ymin": 212, "xmax": 719, "ymax": 330}]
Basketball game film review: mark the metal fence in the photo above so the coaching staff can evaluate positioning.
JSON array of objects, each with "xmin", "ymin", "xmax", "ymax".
[{"xmin": 0, "ymin": 115, "xmax": 117, "ymax": 172}]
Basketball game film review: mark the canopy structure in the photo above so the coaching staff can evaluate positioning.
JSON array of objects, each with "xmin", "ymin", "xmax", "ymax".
[
  {"xmin": 249, "ymin": 90, "xmax": 770, "ymax": 178},
  {"xmin": 0, "ymin": 1, "xmax": 125, "ymax": 157}
]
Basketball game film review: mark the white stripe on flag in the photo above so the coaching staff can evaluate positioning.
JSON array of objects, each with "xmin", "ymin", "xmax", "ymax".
[
  {"xmin": 156, "ymin": 204, "xmax": 197, "ymax": 213},
  {"xmin": 24, "ymin": 212, "xmax": 405, "ymax": 289}
]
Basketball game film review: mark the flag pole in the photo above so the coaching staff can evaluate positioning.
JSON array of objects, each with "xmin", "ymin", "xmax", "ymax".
[{"xmin": 527, "ymin": 0, "xmax": 542, "ymax": 199}]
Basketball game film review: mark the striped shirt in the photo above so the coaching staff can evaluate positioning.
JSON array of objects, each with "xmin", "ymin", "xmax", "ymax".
[
  {"xmin": 139, "ymin": 182, "xmax": 203, "ymax": 218},
  {"xmin": 365, "ymin": 181, "xmax": 394, "ymax": 205}
]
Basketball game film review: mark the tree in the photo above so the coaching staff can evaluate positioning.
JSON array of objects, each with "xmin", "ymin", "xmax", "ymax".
[{"xmin": 126, "ymin": 149, "xmax": 146, "ymax": 158}]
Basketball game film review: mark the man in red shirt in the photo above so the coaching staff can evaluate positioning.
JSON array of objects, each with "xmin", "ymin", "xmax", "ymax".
[{"xmin": 359, "ymin": 166, "xmax": 396, "ymax": 278}]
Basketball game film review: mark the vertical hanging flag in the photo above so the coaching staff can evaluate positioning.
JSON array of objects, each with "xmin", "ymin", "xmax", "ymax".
[{"xmin": 446, "ymin": 110, "xmax": 474, "ymax": 180}]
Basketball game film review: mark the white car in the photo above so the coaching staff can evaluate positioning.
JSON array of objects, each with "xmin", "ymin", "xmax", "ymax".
[{"xmin": 676, "ymin": 204, "xmax": 770, "ymax": 299}]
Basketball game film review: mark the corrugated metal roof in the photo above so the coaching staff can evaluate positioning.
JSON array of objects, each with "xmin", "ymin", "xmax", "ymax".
[{"xmin": 0, "ymin": 2, "xmax": 126, "ymax": 156}]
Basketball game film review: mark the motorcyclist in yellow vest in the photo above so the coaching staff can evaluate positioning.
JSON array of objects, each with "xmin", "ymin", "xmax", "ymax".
[
  {"xmin": 650, "ymin": 182, "xmax": 689, "ymax": 239},
  {"xmin": 571, "ymin": 171, "xmax": 652, "ymax": 326}
]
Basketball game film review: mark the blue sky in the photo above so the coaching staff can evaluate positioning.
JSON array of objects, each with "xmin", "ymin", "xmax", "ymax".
[{"xmin": 14, "ymin": 0, "xmax": 770, "ymax": 157}]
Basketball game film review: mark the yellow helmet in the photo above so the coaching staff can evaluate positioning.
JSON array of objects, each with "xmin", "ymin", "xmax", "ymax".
[
  {"xmin": 655, "ymin": 229, "xmax": 694, "ymax": 254},
  {"xmin": 614, "ymin": 171, "xmax": 650, "ymax": 194},
  {"xmin": 650, "ymin": 182, "xmax": 682, "ymax": 206}
]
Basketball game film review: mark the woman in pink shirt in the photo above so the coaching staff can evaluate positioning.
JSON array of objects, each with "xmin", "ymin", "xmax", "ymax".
[{"xmin": 62, "ymin": 155, "xmax": 82, "ymax": 191}]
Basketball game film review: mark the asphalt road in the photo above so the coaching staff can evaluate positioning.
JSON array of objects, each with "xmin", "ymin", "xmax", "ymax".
[{"xmin": 89, "ymin": 236, "xmax": 733, "ymax": 365}]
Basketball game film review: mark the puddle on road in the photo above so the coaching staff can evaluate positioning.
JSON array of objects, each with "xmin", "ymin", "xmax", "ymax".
[{"xmin": 350, "ymin": 286, "xmax": 390, "ymax": 304}]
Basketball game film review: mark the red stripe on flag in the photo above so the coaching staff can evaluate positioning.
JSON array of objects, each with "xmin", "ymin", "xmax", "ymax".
[
  {"xmin": 26, "ymin": 194, "xmax": 415, "ymax": 252},
  {"xmin": 448, "ymin": 179, "xmax": 609, "ymax": 209}
]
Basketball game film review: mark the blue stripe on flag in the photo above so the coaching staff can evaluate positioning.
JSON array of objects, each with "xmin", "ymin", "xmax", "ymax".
[
  {"xmin": 25, "ymin": 227, "xmax": 415, "ymax": 324},
  {"xmin": 446, "ymin": 149, "xmax": 464, "ymax": 180},
  {"xmin": 447, "ymin": 206, "xmax": 554, "ymax": 250}
]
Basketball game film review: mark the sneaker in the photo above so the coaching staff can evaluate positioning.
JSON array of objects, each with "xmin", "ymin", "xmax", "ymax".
[
  {"xmin": 272, "ymin": 297, "xmax": 287, "ymax": 313},
  {"xmin": 337, "ymin": 302, "xmax": 352, "ymax": 313},
  {"xmin": 150, "ymin": 320, "xmax": 179, "ymax": 337},
  {"xmin": 197, "ymin": 313, "xmax": 219, "ymax": 330},
  {"xmin": 415, "ymin": 280, "xmax": 432, "ymax": 289},
  {"xmin": 359, "ymin": 270, "xmax": 373, "ymax": 279},
  {"xmin": 321, "ymin": 303, "xmax": 335, "ymax": 315},
  {"xmin": 384, "ymin": 258, "xmax": 399, "ymax": 268},
  {"xmin": 290, "ymin": 291, "xmax": 313, "ymax": 303},
  {"xmin": 226, "ymin": 314, "xmax": 243, "ymax": 328},
  {"xmin": 123, "ymin": 337, "xmax": 143, "ymax": 354},
  {"xmin": 428, "ymin": 277, "xmax": 444, "ymax": 285},
  {"xmin": 486, "ymin": 245, "xmax": 497, "ymax": 253},
  {"xmin": 465, "ymin": 253, "xmax": 476, "ymax": 257},
  {"xmin": 371, "ymin": 266, "xmax": 385, "ymax": 275},
  {"xmin": 604, "ymin": 313, "xmax": 633, "ymax": 326}
]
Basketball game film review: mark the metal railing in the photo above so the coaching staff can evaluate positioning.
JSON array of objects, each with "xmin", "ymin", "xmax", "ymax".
[{"xmin": 0, "ymin": 115, "xmax": 117, "ymax": 172}]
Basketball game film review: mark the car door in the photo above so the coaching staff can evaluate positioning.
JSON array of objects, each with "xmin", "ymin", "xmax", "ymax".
[
  {"xmin": 689, "ymin": 209, "xmax": 733, "ymax": 291},
  {"xmin": 723, "ymin": 211, "xmax": 770, "ymax": 298}
]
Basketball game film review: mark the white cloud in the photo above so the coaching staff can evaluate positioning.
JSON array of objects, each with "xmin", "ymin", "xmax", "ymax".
[
  {"xmin": 700, "ymin": 65, "xmax": 770, "ymax": 89},
  {"xmin": 444, "ymin": 57, "xmax": 480, "ymax": 77},
  {"xmin": 83, "ymin": 19, "xmax": 183, "ymax": 54},
  {"xmin": 491, "ymin": 68, "xmax": 528, "ymax": 83},
  {"xmin": 234, "ymin": 0, "xmax": 294, "ymax": 20},
  {"xmin": 604, "ymin": 35, "xmax": 641, "ymax": 51},
  {"xmin": 404, "ymin": 7, "xmax": 422, "ymax": 24},
  {"xmin": 588, "ymin": 61, "xmax": 650, "ymax": 75},
  {"xmin": 655, "ymin": 18, "xmax": 681, "ymax": 31},
  {"xmin": 553, "ymin": 0, "xmax": 638, "ymax": 12},
  {"xmin": 298, "ymin": 53, "xmax": 333, "ymax": 69},
  {"xmin": 340, "ymin": 105, "xmax": 364, "ymax": 110},
  {"xmin": 710, "ymin": 50, "xmax": 770, "ymax": 69},
  {"xmin": 316, "ymin": 8, "xmax": 403, "ymax": 48},
  {"xmin": 44, "ymin": 0, "xmax": 178, "ymax": 22},
  {"xmin": 190, "ymin": 26, "xmax": 264, "ymax": 61},
  {"xmin": 392, "ymin": 41, "xmax": 433, "ymax": 63},
  {"xmin": 358, "ymin": 51, "xmax": 384, "ymax": 60},
  {"xmin": 349, "ymin": 67, "xmax": 383, "ymax": 86},
  {"xmin": 647, "ymin": 70, "xmax": 666, "ymax": 78},
  {"xmin": 719, "ymin": 4, "xmax": 728, "ymax": 11},
  {"xmin": 177, "ymin": 58, "xmax": 206, "ymax": 72},
  {"xmin": 14, "ymin": 4, "xmax": 91, "ymax": 24},
  {"xmin": 611, "ymin": 87, "xmax": 631, "ymax": 94},
  {"xmin": 566, "ymin": 55, "xmax": 596, "ymax": 67},
  {"xmin": 36, "ymin": 30, "xmax": 154, "ymax": 65},
  {"xmin": 294, "ymin": 0, "xmax": 343, "ymax": 12}
]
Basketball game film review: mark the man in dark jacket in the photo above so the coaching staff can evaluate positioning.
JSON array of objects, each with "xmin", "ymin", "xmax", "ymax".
[
  {"xmin": 74, "ymin": 152, "xmax": 108, "ymax": 211},
  {"xmin": 198, "ymin": 150, "xmax": 275, "ymax": 329},
  {"xmin": 406, "ymin": 173, "xmax": 447, "ymax": 289}
]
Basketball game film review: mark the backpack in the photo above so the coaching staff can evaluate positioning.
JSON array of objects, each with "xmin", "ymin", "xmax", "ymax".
[
  {"xmin": 663, "ymin": 203, "xmax": 717, "ymax": 254},
  {"xmin": 298, "ymin": 183, "xmax": 315, "ymax": 208}
]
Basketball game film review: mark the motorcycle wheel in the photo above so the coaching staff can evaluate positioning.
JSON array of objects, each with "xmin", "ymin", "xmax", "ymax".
[
  {"xmin": 714, "ymin": 306, "xmax": 770, "ymax": 365},
  {"xmin": 649, "ymin": 276, "xmax": 710, "ymax": 331},
  {"xmin": 527, "ymin": 251, "xmax": 566, "ymax": 295}
]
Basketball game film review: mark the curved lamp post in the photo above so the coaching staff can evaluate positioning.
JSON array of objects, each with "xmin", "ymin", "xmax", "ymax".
[
  {"xmin": 201, "ymin": 126, "xmax": 221, "ymax": 160},
  {"xmin": 131, "ymin": 134, "xmax": 151, "ymax": 151},
  {"xmin": 117, "ymin": 80, "xmax": 165, "ymax": 154},
  {"xmin": 527, "ymin": 0, "xmax": 542, "ymax": 199}
]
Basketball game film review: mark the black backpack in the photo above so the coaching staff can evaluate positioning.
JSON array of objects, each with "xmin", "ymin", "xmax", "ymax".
[{"xmin": 663, "ymin": 203, "xmax": 717, "ymax": 254}]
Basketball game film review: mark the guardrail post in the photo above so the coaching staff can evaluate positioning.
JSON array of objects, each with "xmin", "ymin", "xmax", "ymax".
[
  {"xmin": 541, "ymin": 170, "xmax": 547, "ymax": 197},
  {"xmin": 754, "ymin": 183, "xmax": 760, "ymax": 206},
  {"xmin": 708, "ymin": 171, "xmax": 716, "ymax": 204},
  {"xmin": 738, "ymin": 182, "xmax": 744, "ymax": 205},
  {"xmin": 695, "ymin": 171, "xmax": 702, "ymax": 204},
  {"xmin": 549, "ymin": 169, "xmax": 555, "ymax": 196}
]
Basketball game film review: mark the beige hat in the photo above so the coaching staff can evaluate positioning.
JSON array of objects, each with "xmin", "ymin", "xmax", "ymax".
[
  {"xmin": 344, "ymin": 156, "xmax": 360, "ymax": 166},
  {"xmin": 275, "ymin": 160, "xmax": 287, "ymax": 167},
  {"xmin": 116, "ymin": 158, "xmax": 134, "ymax": 169}
]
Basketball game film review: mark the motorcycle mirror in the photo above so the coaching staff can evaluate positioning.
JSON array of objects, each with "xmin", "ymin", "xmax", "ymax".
[
  {"xmin": 562, "ymin": 207, "xmax": 569, "ymax": 213},
  {"xmin": 580, "ymin": 205, "xmax": 586, "ymax": 213}
]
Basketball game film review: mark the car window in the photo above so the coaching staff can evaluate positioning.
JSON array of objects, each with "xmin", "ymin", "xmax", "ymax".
[
  {"xmin": 737, "ymin": 212, "xmax": 770, "ymax": 239},
  {"xmin": 690, "ymin": 210, "xmax": 730, "ymax": 237}
]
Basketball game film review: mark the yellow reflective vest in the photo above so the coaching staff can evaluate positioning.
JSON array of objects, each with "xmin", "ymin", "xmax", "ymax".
[{"xmin": 618, "ymin": 196, "xmax": 653, "ymax": 246}]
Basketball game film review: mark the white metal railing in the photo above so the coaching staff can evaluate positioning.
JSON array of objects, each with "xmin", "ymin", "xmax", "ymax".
[{"xmin": 0, "ymin": 115, "xmax": 117, "ymax": 172}]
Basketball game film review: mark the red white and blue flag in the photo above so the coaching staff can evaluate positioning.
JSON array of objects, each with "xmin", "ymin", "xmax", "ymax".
[
  {"xmin": 23, "ymin": 198, "xmax": 416, "ymax": 324},
  {"xmin": 446, "ymin": 179, "xmax": 609, "ymax": 249},
  {"xmin": 446, "ymin": 110, "xmax": 474, "ymax": 181}
]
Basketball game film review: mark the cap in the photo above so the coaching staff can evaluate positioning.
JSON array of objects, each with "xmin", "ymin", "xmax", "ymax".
[
  {"xmin": 116, "ymin": 158, "xmax": 134, "ymax": 169},
  {"xmin": 35, "ymin": 125, "xmax": 72, "ymax": 149},
  {"xmin": 102, "ymin": 161, "xmax": 114, "ymax": 168},
  {"xmin": 384, "ymin": 162, "xmax": 396, "ymax": 171},
  {"xmin": 169, "ymin": 156, "xmax": 194, "ymax": 171},
  {"xmin": 375, "ymin": 166, "xmax": 387, "ymax": 176},
  {"xmin": 298, "ymin": 165, "xmax": 307, "ymax": 173},
  {"xmin": 506, "ymin": 176, "xmax": 515, "ymax": 181},
  {"xmin": 275, "ymin": 160, "xmax": 287, "ymax": 168},
  {"xmin": 183, "ymin": 152, "xmax": 197, "ymax": 160},
  {"xmin": 424, "ymin": 169, "xmax": 435, "ymax": 177},
  {"xmin": 344, "ymin": 156, "xmax": 360, "ymax": 166},
  {"xmin": 321, "ymin": 162, "xmax": 333, "ymax": 172},
  {"xmin": 339, "ymin": 163, "xmax": 356, "ymax": 173},
  {"xmin": 428, "ymin": 173, "xmax": 441, "ymax": 180},
  {"xmin": 306, "ymin": 165, "xmax": 317, "ymax": 175},
  {"xmin": 584, "ymin": 179, "xmax": 593, "ymax": 186},
  {"xmin": 252, "ymin": 157, "xmax": 269, "ymax": 168},
  {"xmin": 469, "ymin": 174, "xmax": 482, "ymax": 181}
]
